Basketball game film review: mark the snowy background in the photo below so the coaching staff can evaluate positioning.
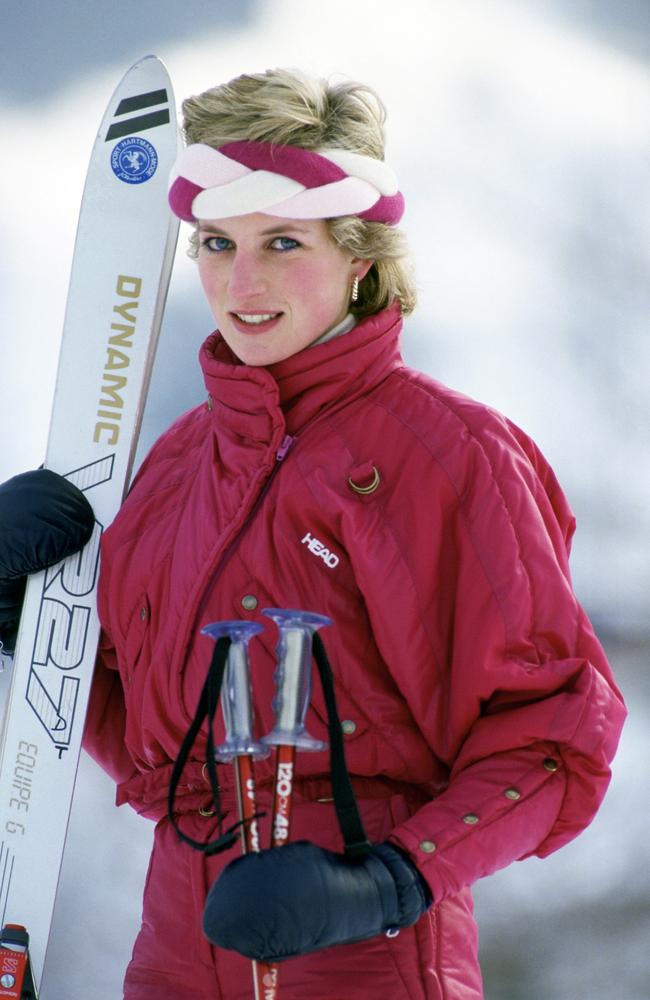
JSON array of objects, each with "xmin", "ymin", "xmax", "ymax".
[{"xmin": 1, "ymin": 1, "xmax": 648, "ymax": 997}]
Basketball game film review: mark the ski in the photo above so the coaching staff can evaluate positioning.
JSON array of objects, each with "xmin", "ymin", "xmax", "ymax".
[{"xmin": 0, "ymin": 55, "xmax": 179, "ymax": 993}]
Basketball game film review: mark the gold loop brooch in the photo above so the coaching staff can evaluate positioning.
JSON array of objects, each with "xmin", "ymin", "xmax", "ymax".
[{"xmin": 348, "ymin": 465, "xmax": 381, "ymax": 495}]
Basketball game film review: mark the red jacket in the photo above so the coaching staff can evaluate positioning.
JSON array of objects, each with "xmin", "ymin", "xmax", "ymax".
[{"xmin": 85, "ymin": 303, "xmax": 625, "ymax": 997}]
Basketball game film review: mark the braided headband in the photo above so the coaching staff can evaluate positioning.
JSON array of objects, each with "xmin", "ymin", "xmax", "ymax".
[{"xmin": 168, "ymin": 141, "xmax": 404, "ymax": 225}]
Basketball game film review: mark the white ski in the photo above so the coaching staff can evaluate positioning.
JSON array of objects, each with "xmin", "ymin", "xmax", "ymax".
[{"xmin": 0, "ymin": 55, "xmax": 179, "ymax": 992}]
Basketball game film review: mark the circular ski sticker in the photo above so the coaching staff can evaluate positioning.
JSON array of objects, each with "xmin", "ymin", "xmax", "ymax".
[{"xmin": 111, "ymin": 136, "xmax": 158, "ymax": 184}]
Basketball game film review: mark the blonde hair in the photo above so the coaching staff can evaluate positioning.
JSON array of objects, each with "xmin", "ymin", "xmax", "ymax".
[{"xmin": 182, "ymin": 68, "xmax": 416, "ymax": 318}]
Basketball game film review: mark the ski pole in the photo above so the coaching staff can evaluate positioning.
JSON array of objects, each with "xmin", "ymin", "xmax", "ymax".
[
  {"xmin": 200, "ymin": 621, "xmax": 277, "ymax": 1000},
  {"xmin": 261, "ymin": 610, "xmax": 331, "ymax": 848}
]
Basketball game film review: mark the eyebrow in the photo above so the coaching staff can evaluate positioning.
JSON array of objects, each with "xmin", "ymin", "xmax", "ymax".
[{"xmin": 197, "ymin": 221, "xmax": 312, "ymax": 236}]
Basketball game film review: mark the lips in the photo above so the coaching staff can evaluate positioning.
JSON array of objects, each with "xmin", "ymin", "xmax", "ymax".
[{"xmin": 229, "ymin": 311, "xmax": 284, "ymax": 334}]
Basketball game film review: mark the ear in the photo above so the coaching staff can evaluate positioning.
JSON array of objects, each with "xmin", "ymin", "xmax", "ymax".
[{"xmin": 352, "ymin": 259, "xmax": 374, "ymax": 282}]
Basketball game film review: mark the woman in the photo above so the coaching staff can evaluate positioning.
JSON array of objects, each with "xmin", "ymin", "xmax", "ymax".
[{"xmin": 2, "ymin": 68, "xmax": 625, "ymax": 999}]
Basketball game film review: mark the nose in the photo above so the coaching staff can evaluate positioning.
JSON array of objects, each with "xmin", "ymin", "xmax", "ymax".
[{"xmin": 227, "ymin": 250, "xmax": 269, "ymax": 300}]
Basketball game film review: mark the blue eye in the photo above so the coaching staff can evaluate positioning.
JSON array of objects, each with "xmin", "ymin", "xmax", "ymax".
[
  {"xmin": 270, "ymin": 236, "xmax": 299, "ymax": 251},
  {"xmin": 202, "ymin": 236, "xmax": 232, "ymax": 252}
]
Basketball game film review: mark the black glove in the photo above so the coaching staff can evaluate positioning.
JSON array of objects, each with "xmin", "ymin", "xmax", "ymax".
[
  {"xmin": 203, "ymin": 839, "xmax": 432, "ymax": 962},
  {"xmin": 0, "ymin": 469, "xmax": 95, "ymax": 653}
]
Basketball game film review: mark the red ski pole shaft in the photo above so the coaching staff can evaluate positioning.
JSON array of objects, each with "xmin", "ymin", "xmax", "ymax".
[
  {"xmin": 234, "ymin": 753, "xmax": 279, "ymax": 1000},
  {"xmin": 201, "ymin": 620, "xmax": 278, "ymax": 1000},
  {"xmin": 234, "ymin": 753, "xmax": 262, "ymax": 854},
  {"xmin": 271, "ymin": 744, "xmax": 296, "ymax": 848}
]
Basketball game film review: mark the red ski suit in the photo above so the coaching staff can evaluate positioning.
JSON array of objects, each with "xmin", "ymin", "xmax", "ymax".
[{"xmin": 84, "ymin": 303, "xmax": 625, "ymax": 999}]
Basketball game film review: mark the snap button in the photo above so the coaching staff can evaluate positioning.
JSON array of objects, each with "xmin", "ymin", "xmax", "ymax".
[
  {"xmin": 504, "ymin": 788, "xmax": 521, "ymax": 801},
  {"xmin": 139, "ymin": 606, "xmax": 147, "ymax": 622},
  {"xmin": 462, "ymin": 813, "xmax": 480, "ymax": 825},
  {"xmin": 341, "ymin": 720, "xmax": 357, "ymax": 735},
  {"xmin": 241, "ymin": 594, "xmax": 258, "ymax": 611},
  {"xmin": 419, "ymin": 840, "xmax": 436, "ymax": 854},
  {"xmin": 543, "ymin": 758, "xmax": 559, "ymax": 773}
]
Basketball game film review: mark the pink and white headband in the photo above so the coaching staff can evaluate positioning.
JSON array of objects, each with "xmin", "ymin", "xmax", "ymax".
[{"xmin": 168, "ymin": 140, "xmax": 404, "ymax": 225}]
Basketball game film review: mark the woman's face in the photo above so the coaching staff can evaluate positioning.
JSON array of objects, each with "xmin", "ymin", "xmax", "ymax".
[{"xmin": 197, "ymin": 213, "xmax": 368, "ymax": 366}]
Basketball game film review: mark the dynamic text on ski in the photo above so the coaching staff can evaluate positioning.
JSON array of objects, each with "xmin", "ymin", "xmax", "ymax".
[{"xmin": 93, "ymin": 274, "xmax": 143, "ymax": 445}]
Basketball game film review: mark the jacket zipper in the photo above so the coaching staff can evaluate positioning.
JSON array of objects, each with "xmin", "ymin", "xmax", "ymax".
[{"xmin": 190, "ymin": 432, "xmax": 295, "ymax": 636}]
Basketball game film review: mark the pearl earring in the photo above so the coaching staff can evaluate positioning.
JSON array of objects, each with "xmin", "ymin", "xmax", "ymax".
[{"xmin": 351, "ymin": 275, "xmax": 359, "ymax": 303}]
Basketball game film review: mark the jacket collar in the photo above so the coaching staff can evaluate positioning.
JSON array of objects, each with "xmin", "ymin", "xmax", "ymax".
[{"xmin": 199, "ymin": 303, "xmax": 404, "ymax": 444}]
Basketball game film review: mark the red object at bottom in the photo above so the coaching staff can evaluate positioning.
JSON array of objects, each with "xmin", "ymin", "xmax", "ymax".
[
  {"xmin": 234, "ymin": 755, "xmax": 278, "ymax": 1000},
  {"xmin": 0, "ymin": 925, "xmax": 35, "ymax": 1000}
]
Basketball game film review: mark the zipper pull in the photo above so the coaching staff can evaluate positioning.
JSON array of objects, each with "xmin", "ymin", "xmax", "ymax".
[{"xmin": 276, "ymin": 434, "xmax": 294, "ymax": 461}]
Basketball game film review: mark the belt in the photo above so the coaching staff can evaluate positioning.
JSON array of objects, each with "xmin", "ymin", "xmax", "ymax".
[{"xmin": 118, "ymin": 757, "xmax": 433, "ymax": 823}]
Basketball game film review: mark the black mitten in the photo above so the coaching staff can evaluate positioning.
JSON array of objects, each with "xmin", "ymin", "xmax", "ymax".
[
  {"xmin": 203, "ymin": 839, "xmax": 431, "ymax": 962},
  {"xmin": 0, "ymin": 469, "xmax": 95, "ymax": 652}
]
